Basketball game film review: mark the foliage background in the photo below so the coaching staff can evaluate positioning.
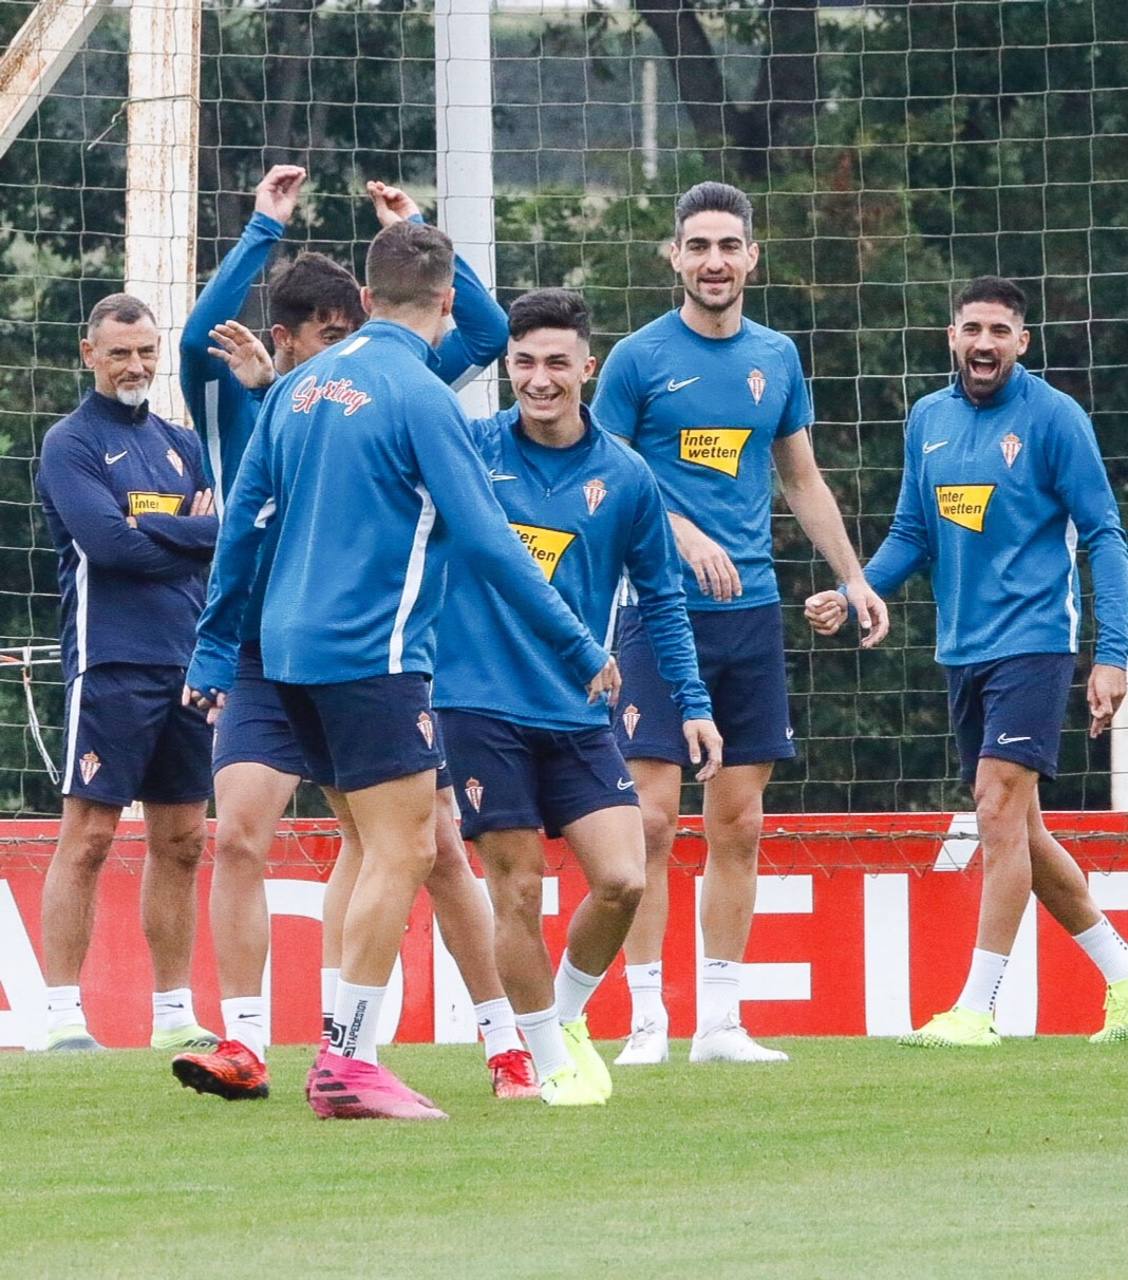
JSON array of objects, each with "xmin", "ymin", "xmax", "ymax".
[{"xmin": 1, "ymin": 0, "xmax": 1125, "ymax": 815}]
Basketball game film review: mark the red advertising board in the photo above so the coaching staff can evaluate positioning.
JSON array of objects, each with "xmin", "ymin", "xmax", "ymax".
[{"xmin": 2, "ymin": 812, "xmax": 1126, "ymax": 1049}]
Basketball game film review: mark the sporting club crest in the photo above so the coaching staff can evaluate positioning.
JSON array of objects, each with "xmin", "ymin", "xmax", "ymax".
[
  {"xmin": 747, "ymin": 368, "xmax": 766, "ymax": 405},
  {"xmin": 416, "ymin": 711, "xmax": 435, "ymax": 749},
  {"xmin": 464, "ymin": 777, "xmax": 484, "ymax": 812},
  {"xmin": 1000, "ymin": 433, "xmax": 1022, "ymax": 468},
  {"xmin": 583, "ymin": 478, "xmax": 608, "ymax": 515},
  {"xmin": 622, "ymin": 704, "xmax": 641, "ymax": 740},
  {"xmin": 79, "ymin": 751, "xmax": 101, "ymax": 785},
  {"xmin": 166, "ymin": 448, "xmax": 184, "ymax": 477}
]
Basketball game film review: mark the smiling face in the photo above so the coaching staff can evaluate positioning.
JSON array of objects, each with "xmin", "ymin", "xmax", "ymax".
[
  {"xmin": 80, "ymin": 315, "xmax": 161, "ymax": 407},
  {"xmin": 948, "ymin": 301, "xmax": 1030, "ymax": 403},
  {"xmin": 272, "ymin": 309, "xmax": 357, "ymax": 373},
  {"xmin": 670, "ymin": 210, "xmax": 759, "ymax": 318},
  {"xmin": 505, "ymin": 327, "xmax": 596, "ymax": 434}
]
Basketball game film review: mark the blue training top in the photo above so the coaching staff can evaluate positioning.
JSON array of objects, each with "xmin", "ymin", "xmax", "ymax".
[
  {"xmin": 433, "ymin": 404, "xmax": 712, "ymax": 731},
  {"xmin": 591, "ymin": 309, "xmax": 813, "ymax": 611},
  {"xmin": 37, "ymin": 391, "xmax": 218, "ymax": 682},
  {"xmin": 864, "ymin": 364, "xmax": 1128, "ymax": 668},
  {"xmin": 178, "ymin": 210, "xmax": 510, "ymax": 641},
  {"xmin": 187, "ymin": 320, "xmax": 609, "ymax": 695}
]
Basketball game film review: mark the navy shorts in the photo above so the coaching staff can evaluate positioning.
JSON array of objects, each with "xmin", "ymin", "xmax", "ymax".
[
  {"xmin": 213, "ymin": 645, "xmax": 453, "ymax": 790},
  {"xmin": 212, "ymin": 642, "xmax": 309, "ymax": 778},
  {"xmin": 275, "ymin": 673, "xmax": 443, "ymax": 792},
  {"xmin": 613, "ymin": 603, "xmax": 795, "ymax": 767},
  {"xmin": 61, "ymin": 663, "xmax": 212, "ymax": 808},
  {"xmin": 441, "ymin": 709, "xmax": 640, "ymax": 841},
  {"xmin": 946, "ymin": 652, "xmax": 1076, "ymax": 785}
]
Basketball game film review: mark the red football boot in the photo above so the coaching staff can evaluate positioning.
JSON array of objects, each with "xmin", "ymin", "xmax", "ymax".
[
  {"xmin": 488, "ymin": 1048, "xmax": 539, "ymax": 1099},
  {"xmin": 172, "ymin": 1039, "xmax": 270, "ymax": 1101}
]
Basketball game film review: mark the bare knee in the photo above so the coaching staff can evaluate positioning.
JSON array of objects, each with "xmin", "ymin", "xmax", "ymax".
[
  {"xmin": 591, "ymin": 865, "xmax": 646, "ymax": 916},
  {"xmin": 214, "ymin": 817, "xmax": 268, "ymax": 874},
  {"xmin": 58, "ymin": 826, "xmax": 116, "ymax": 876},
  {"xmin": 640, "ymin": 802, "xmax": 677, "ymax": 863},
  {"xmin": 491, "ymin": 870, "xmax": 543, "ymax": 932},
  {"xmin": 708, "ymin": 806, "xmax": 764, "ymax": 869},
  {"xmin": 151, "ymin": 822, "xmax": 208, "ymax": 871}
]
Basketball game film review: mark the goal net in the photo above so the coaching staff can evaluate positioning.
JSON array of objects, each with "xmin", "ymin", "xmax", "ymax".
[{"xmin": 2, "ymin": 0, "xmax": 1126, "ymax": 821}]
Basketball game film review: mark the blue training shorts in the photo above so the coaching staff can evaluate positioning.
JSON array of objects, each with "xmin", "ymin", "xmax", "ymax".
[
  {"xmin": 61, "ymin": 663, "xmax": 212, "ymax": 807},
  {"xmin": 213, "ymin": 644, "xmax": 453, "ymax": 790},
  {"xmin": 441, "ymin": 709, "xmax": 640, "ymax": 841},
  {"xmin": 275, "ymin": 672, "xmax": 443, "ymax": 792},
  {"xmin": 613, "ymin": 602, "xmax": 795, "ymax": 767},
  {"xmin": 946, "ymin": 651, "xmax": 1076, "ymax": 785}
]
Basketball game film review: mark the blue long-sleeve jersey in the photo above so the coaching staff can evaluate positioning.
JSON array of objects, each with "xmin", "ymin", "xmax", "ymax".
[
  {"xmin": 433, "ymin": 405, "xmax": 712, "ymax": 730},
  {"xmin": 187, "ymin": 321, "xmax": 609, "ymax": 695},
  {"xmin": 592, "ymin": 310, "xmax": 813, "ymax": 610},
  {"xmin": 864, "ymin": 364, "xmax": 1128, "ymax": 668},
  {"xmin": 179, "ymin": 210, "xmax": 510, "ymax": 508},
  {"xmin": 37, "ymin": 391, "xmax": 217, "ymax": 682}
]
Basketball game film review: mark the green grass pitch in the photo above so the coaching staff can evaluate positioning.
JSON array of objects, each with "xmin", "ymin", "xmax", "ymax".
[{"xmin": 2, "ymin": 1038, "xmax": 1126, "ymax": 1279}]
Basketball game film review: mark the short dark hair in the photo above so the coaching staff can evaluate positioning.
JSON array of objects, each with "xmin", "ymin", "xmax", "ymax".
[
  {"xmin": 507, "ymin": 288, "xmax": 591, "ymax": 342},
  {"xmin": 674, "ymin": 182, "xmax": 753, "ymax": 242},
  {"xmin": 86, "ymin": 293, "xmax": 156, "ymax": 336},
  {"xmin": 953, "ymin": 275, "xmax": 1027, "ymax": 321},
  {"xmin": 267, "ymin": 252, "xmax": 366, "ymax": 332},
  {"xmin": 364, "ymin": 222, "xmax": 454, "ymax": 308}
]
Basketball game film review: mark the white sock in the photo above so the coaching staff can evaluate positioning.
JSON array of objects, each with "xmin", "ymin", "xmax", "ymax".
[
  {"xmin": 515, "ymin": 1005, "xmax": 571, "ymax": 1080},
  {"xmin": 625, "ymin": 962, "xmax": 667, "ymax": 1030},
  {"xmin": 473, "ymin": 997, "xmax": 522, "ymax": 1060},
  {"xmin": 46, "ymin": 985, "xmax": 84, "ymax": 1034},
  {"xmin": 956, "ymin": 948, "xmax": 1009, "ymax": 1014},
  {"xmin": 320, "ymin": 967, "xmax": 339, "ymax": 1042},
  {"xmin": 222, "ymin": 996, "xmax": 266, "ymax": 1062},
  {"xmin": 554, "ymin": 951, "xmax": 604, "ymax": 1024},
  {"xmin": 697, "ymin": 958, "xmax": 741, "ymax": 1035},
  {"xmin": 152, "ymin": 987, "xmax": 196, "ymax": 1032},
  {"xmin": 329, "ymin": 979, "xmax": 385, "ymax": 1066},
  {"xmin": 1073, "ymin": 916, "xmax": 1128, "ymax": 985}
]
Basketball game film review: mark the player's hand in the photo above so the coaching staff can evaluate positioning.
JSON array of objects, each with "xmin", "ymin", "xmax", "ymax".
[
  {"xmin": 182, "ymin": 683, "xmax": 226, "ymax": 726},
  {"xmin": 253, "ymin": 164, "xmax": 307, "ymax": 225},
  {"xmin": 207, "ymin": 320, "xmax": 276, "ymax": 390},
  {"xmin": 804, "ymin": 589, "xmax": 847, "ymax": 636},
  {"xmin": 366, "ymin": 180, "xmax": 421, "ymax": 227},
  {"xmin": 683, "ymin": 718, "xmax": 723, "ymax": 783},
  {"xmin": 586, "ymin": 656, "xmax": 621, "ymax": 707},
  {"xmin": 189, "ymin": 488, "xmax": 215, "ymax": 517},
  {"xmin": 669, "ymin": 513, "xmax": 742, "ymax": 602},
  {"xmin": 1087, "ymin": 662, "xmax": 1126, "ymax": 738},
  {"xmin": 842, "ymin": 577, "xmax": 889, "ymax": 649}
]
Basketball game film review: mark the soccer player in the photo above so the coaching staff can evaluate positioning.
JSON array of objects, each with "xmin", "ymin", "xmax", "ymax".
[
  {"xmin": 35, "ymin": 294, "xmax": 220, "ymax": 1052},
  {"xmin": 592, "ymin": 181, "xmax": 888, "ymax": 1066},
  {"xmin": 807, "ymin": 275, "xmax": 1128, "ymax": 1048},
  {"xmin": 435, "ymin": 289, "xmax": 723, "ymax": 1105},
  {"xmin": 186, "ymin": 222, "xmax": 617, "ymax": 1120},
  {"xmin": 172, "ymin": 170, "xmax": 535, "ymax": 1101}
]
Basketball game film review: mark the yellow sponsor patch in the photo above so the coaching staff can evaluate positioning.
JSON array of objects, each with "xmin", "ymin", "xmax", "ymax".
[
  {"xmin": 935, "ymin": 484, "xmax": 995, "ymax": 533},
  {"xmin": 510, "ymin": 523, "xmax": 576, "ymax": 582},
  {"xmin": 678, "ymin": 428, "xmax": 752, "ymax": 478},
  {"xmin": 128, "ymin": 491, "xmax": 184, "ymax": 516}
]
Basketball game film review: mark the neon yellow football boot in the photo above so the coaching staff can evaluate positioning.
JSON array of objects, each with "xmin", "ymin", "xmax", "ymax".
[
  {"xmin": 561, "ymin": 1015, "xmax": 613, "ymax": 1101},
  {"xmin": 898, "ymin": 1006, "xmax": 1000, "ymax": 1048},
  {"xmin": 1089, "ymin": 977, "xmax": 1128, "ymax": 1044},
  {"xmin": 151, "ymin": 1024, "xmax": 220, "ymax": 1052},
  {"xmin": 539, "ymin": 1064, "xmax": 606, "ymax": 1107}
]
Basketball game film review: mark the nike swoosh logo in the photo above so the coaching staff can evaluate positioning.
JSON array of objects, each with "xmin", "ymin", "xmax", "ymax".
[
  {"xmin": 666, "ymin": 377, "xmax": 700, "ymax": 393},
  {"xmin": 616, "ymin": 778, "xmax": 635, "ymax": 791},
  {"xmin": 478, "ymin": 1018, "xmax": 492, "ymax": 1026},
  {"xmin": 922, "ymin": 441, "xmax": 948, "ymax": 454},
  {"xmin": 488, "ymin": 470, "xmax": 518, "ymax": 482},
  {"xmin": 104, "ymin": 450, "xmax": 128, "ymax": 465},
  {"xmin": 997, "ymin": 733, "xmax": 1032, "ymax": 745},
  {"xmin": 236, "ymin": 1012, "xmax": 260, "ymax": 1020}
]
